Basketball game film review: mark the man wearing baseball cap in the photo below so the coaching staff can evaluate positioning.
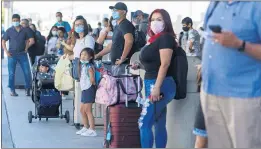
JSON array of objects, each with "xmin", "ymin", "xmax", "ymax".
[
  {"xmin": 133, "ymin": 10, "xmax": 149, "ymax": 36},
  {"xmin": 96, "ymin": 2, "xmax": 137, "ymax": 75}
]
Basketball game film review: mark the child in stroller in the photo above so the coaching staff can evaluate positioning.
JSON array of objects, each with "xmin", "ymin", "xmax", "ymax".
[{"xmin": 28, "ymin": 55, "xmax": 70, "ymax": 123}]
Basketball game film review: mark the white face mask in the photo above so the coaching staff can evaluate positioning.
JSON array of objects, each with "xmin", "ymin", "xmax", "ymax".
[
  {"xmin": 150, "ymin": 20, "xmax": 165, "ymax": 34},
  {"xmin": 56, "ymin": 17, "xmax": 62, "ymax": 22},
  {"xmin": 52, "ymin": 31, "xmax": 57, "ymax": 36},
  {"xmin": 112, "ymin": 20, "xmax": 117, "ymax": 27}
]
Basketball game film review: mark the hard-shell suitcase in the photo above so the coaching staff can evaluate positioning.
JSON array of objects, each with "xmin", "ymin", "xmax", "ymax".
[
  {"xmin": 15, "ymin": 53, "xmax": 33, "ymax": 89},
  {"xmin": 104, "ymin": 103, "xmax": 142, "ymax": 148},
  {"xmin": 104, "ymin": 65, "xmax": 142, "ymax": 148},
  {"xmin": 73, "ymin": 81, "xmax": 83, "ymax": 129}
]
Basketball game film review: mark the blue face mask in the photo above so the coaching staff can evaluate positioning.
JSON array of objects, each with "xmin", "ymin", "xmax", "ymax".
[
  {"xmin": 75, "ymin": 25, "xmax": 84, "ymax": 33},
  {"xmin": 12, "ymin": 22, "xmax": 20, "ymax": 27},
  {"xmin": 112, "ymin": 11, "xmax": 120, "ymax": 20}
]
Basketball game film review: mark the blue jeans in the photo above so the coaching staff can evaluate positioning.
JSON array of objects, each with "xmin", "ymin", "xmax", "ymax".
[
  {"xmin": 139, "ymin": 77, "xmax": 176, "ymax": 148},
  {"xmin": 8, "ymin": 53, "xmax": 31, "ymax": 91}
]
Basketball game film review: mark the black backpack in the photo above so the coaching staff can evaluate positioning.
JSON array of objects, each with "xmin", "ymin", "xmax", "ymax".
[
  {"xmin": 34, "ymin": 35, "xmax": 46, "ymax": 56},
  {"xmin": 171, "ymin": 46, "xmax": 188, "ymax": 100},
  {"xmin": 134, "ymin": 28, "xmax": 146, "ymax": 50}
]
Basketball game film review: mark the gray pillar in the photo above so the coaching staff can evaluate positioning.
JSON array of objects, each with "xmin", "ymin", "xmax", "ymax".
[{"xmin": 166, "ymin": 56, "xmax": 201, "ymax": 148}]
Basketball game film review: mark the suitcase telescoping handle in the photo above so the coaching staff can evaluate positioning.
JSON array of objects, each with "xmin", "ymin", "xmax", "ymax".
[
  {"xmin": 26, "ymin": 52, "xmax": 33, "ymax": 80},
  {"xmin": 124, "ymin": 65, "xmax": 141, "ymax": 108}
]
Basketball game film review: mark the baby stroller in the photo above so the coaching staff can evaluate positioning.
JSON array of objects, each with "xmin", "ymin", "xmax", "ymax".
[{"xmin": 28, "ymin": 55, "xmax": 70, "ymax": 123}]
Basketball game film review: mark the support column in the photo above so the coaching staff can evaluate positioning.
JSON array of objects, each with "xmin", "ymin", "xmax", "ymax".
[{"xmin": 166, "ymin": 56, "xmax": 201, "ymax": 148}]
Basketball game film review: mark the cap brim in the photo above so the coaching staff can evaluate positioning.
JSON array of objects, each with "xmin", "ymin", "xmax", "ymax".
[{"xmin": 109, "ymin": 6, "xmax": 114, "ymax": 9}]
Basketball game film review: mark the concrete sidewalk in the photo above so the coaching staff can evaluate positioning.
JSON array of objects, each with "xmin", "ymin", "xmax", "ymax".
[{"xmin": 1, "ymin": 59, "xmax": 104, "ymax": 148}]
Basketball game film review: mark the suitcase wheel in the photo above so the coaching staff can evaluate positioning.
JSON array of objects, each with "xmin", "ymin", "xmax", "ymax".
[
  {"xmin": 65, "ymin": 110, "xmax": 70, "ymax": 123},
  {"xmin": 28, "ymin": 111, "xmax": 33, "ymax": 123}
]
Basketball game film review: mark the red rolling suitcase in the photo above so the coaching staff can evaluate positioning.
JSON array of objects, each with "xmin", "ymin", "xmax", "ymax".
[{"xmin": 104, "ymin": 65, "xmax": 142, "ymax": 148}]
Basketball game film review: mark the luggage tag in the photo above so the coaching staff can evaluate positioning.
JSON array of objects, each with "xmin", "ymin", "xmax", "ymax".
[
  {"xmin": 106, "ymin": 132, "xmax": 111, "ymax": 141},
  {"xmin": 106, "ymin": 123, "xmax": 112, "ymax": 141}
]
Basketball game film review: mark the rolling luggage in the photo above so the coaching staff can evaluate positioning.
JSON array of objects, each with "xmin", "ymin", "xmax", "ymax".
[
  {"xmin": 103, "ymin": 65, "xmax": 142, "ymax": 148},
  {"xmin": 15, "ymin": 53, "xmax": 33, "ymax": 89},
  {"xmin": 104, "ymin": 103, "xmax": 142, "ymax": 148}
]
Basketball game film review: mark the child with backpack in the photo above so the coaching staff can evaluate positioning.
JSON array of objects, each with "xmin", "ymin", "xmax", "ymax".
[{"xmin": 75, "ymin": 48, "xmax": 97, "ymax": 137}]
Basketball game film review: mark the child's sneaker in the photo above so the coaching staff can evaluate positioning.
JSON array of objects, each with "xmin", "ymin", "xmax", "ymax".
[
  {"xmin": 76, "ymin": 127, "xmax": 88, "ymax": 135},
  {"xmin": 81, "ymin": 129, "xmax": 97, "ymax": 137}
]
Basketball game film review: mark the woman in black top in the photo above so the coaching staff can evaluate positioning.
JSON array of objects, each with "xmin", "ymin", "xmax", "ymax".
[{"xmin": 133, "ymin": 9, "xmax": 177, "ymax": 148}]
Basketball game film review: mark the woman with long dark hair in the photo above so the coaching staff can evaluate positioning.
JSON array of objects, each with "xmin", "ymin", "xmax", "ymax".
[
  {"xmin": 133, "ymin": 9, "xmax": 177, "ymax": 148},
  {"xmin": 46, "ymin": 26, "xmax": 58, "ymax": 55}
]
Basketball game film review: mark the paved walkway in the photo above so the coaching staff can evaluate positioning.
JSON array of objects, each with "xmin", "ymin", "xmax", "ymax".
[{"xmin": 1, "ymin": 59, "xmax": 103, "ymax": 148}]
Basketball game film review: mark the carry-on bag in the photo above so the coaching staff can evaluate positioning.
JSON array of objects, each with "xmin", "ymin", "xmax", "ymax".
[
  {"xmin": 15, "ymin": 53, "xmax": 33, "ymax": 89},
  {"xmin": 104, "ymin": 65, "xmax": 142, "ymax": 148},
  {"xmin": 95, "ymin": 64, "xmax": 143, "ymax": 106}
]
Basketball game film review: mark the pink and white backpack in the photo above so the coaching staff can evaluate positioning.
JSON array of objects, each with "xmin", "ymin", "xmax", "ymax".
[{"xmin": 95, "ymin": 74, "xmax": 143, "ymax": 106}]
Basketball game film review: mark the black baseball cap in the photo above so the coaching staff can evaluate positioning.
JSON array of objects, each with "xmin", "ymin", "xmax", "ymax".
[
  {"xmin": 109, "ymin": 2, "xmax": 128, "ymax": 12},
  {"xmin": 133, "ymin": 10, "xmax": 143, "ymax": 18}
]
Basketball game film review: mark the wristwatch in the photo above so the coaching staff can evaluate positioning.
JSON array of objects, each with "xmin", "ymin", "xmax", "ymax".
[{"xmin": 238, "ymin": 40, "xmax": 246, "ymax": 52}]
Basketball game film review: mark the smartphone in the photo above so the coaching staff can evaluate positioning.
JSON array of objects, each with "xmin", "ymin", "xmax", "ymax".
[{"xmin": 209, "ymin": 25, "xmax": 222, "ymax": 33}]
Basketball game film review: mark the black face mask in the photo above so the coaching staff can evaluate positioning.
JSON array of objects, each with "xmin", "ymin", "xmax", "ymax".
[{"xmin": 182, "ymin": 26, "xmax": 189, "ymax": 32}]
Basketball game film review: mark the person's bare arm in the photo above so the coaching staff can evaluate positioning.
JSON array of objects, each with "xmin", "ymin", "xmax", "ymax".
[
  {"xmin": 2, "ymin": 40, "xmax": 11, "ymax": 57},
  {"xmin": 95, "ymin": 42, "xmax": 112, "ymax": 59},
  {"xmin": 244, "ymin": 42, "xmax": 261, "ymax": 60},
  {"xmin": 96, "ymin": 31, "xmax": 108, "ymax": 45},
  {"xmin": 154, "ymin": 49, "xmax": 173, "ymax": 89},
  {"xmin": 88, "ymin": 67, "xmax": 96, "ymax": 85},
  {"xmin": 106, "ymin": 36, "xmax": 112, "ymax": 40},
  {"xmin": 25, "ymin": 38, "xmax": 35, "ymax": 52},
  {"xmin": 61, "ymin": 41, "xmax": 74, "ymax": 51},
  {"xmin": 121, "ymin": 33, "xmax": 134, "ymax": 60},
  {"xmin": 213, "ymin": 32, "xmax": 261, "ymax": 60}
]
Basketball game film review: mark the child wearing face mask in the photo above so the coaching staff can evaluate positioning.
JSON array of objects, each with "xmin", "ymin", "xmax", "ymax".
[
  {"xmin": 46, "ymin": 26, "xmax": 59, "ymax": 55},
  {"xmin": 76, "ymin": 48, "xmax": 97, "ymax": 137},
  {"xmin": 56, "ymin": 27, "xmax": 67, "ymax": 57}
]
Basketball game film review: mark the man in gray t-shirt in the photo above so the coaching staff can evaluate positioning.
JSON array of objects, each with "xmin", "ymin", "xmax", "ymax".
[{"xmin": 181, "ymin": 17, "xmax": 201, "ymax": 56}]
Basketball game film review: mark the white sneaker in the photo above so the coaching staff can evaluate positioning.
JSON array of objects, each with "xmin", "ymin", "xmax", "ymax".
[
  {"xmin": 76, "ymin": 127, "xmax": 88, "ymax": 135},
  {"xmin": 81, "ymin": 129, "xmax": 97, "ymax": 137}
]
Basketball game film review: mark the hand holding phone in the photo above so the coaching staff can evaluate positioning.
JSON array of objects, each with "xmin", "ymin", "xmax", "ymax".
[{"xmin": 209, "ymin": 25, "xmax": 222, "ymax": 33}]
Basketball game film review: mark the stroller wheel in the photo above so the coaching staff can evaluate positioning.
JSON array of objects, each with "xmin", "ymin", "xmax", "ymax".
[
  {"xmin": 28, "ymin": 111, "xmax": 33, "ymax": 123},
  {"xmin": 65, "ymin": 110, "xmax": 70, "ymax": 123}
]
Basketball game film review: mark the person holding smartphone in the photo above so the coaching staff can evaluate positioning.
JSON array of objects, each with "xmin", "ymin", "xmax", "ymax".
[{"xmin": 201, "ymin": 1, "xmax": 261, "ymax": 148}]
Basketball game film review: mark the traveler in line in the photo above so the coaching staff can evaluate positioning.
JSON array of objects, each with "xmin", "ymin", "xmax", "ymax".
[
  {"xmin": 54, "ymin": 12, "xmax": 72, "ymax": 38},
  {"xmin": 96, "ymin": 17, "xmax": 114, "ymax": 47},
  {"xmin": 133, "ymin": 10, "xmax": 149, "ymax": 36},
  {"xmin": 181, "ymin": 17, "xmax": 201, "ymax": 56},
  {"xmin": 2, "ymin": 14, "xmax": 35, "ymax": 96},
  {"xmin": 93, "ymin": 22, "xmax": 102, "ymax": 40},
  {"xmin": 46, "ymin": 26, "xmax": 59, "ymax": 55},
  {"xmin": 95, "ymin": 2, "xmax": 137, "ymax": 74},
  {"xmin": 201, "ymin": 1, "xmax": 261, "ymax": 148},
  {"xmin": 96, "ymin": 17, "xmax": 114, "ymax": 61},
  {"xmin": 70, "ymin": 16, "xmax": 95, "ymax": 136},
  {"xmin": 132, "ymin": 9, "xmax": 177, "ymax": 148},
  {"xmin": 21, "ymin": 19, "xmax": 38, "ymax": 65},
  {"xmin": 76, "ymin": 48, "xmax": 97, "ymax": 137}
]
